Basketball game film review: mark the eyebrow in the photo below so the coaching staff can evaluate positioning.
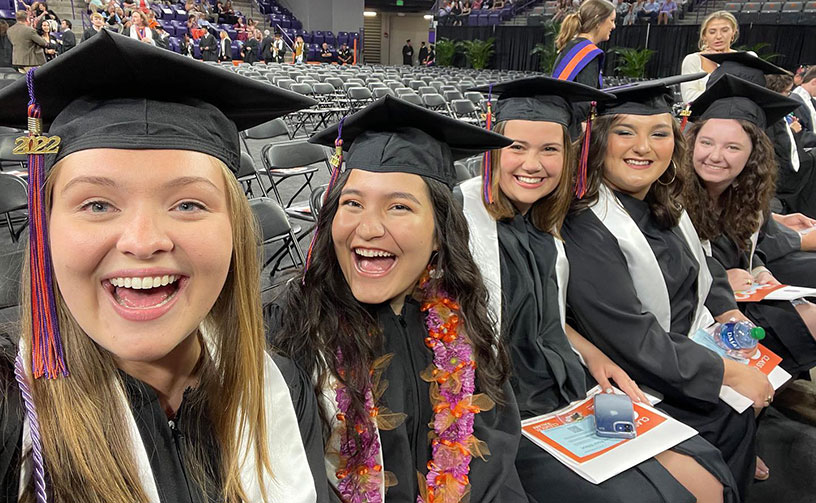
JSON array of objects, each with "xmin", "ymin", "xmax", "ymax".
[
  {"xmin": 61, "ymin": 175, "xmax": 220, "ymax": 194},
  {"xmin": 341, "ymin": 188, "xmax": 423, "ymax": 205},
  {"xmin": 616, "ymin": 123, "xmax": 672, "ymax": 131}
]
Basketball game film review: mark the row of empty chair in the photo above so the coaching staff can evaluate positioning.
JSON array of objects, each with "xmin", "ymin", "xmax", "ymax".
[{"xmin": 723, "ymin": 1, "xmax": 816, "ymax": 23}]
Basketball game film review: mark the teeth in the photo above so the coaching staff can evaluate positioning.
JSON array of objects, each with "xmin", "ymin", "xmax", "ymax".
[
  {"xmin": 626, "ymin": 159, "xmax": 651, "ymax": 166},
  {"xmin": 516, "ymin": 176, "xmax": 543, "ymax": 184},
  {"xmin": 355, "ymin": 248, "xmax": 395, "ymax": 258},
  {"xmin": 109, "ymin": 274, "xmax": 179, "ymax": 290}
]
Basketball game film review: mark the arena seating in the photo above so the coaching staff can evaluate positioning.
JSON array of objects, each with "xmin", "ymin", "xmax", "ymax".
[{"xmin": 721, "ymin": 0, "xmax": 816, "ymax": 23}]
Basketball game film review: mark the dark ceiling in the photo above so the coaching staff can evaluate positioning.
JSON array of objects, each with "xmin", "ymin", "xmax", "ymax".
[{"xmin": 364, "ymin": 0, "xmax": 435, "ymax": 13}]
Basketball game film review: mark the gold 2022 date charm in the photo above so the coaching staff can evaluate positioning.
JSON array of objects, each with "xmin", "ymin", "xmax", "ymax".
[{"xmin": 12, "ymin": 135, "xmax": 61, "ymax": 155}]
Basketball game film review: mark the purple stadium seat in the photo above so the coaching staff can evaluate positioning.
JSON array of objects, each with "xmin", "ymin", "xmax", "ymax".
[
  {"xmin": 292, "ymin": 19, "xmax": 302, "ymax": 30},
  {"xmin": 313, "ymin": 31, "xmax": 324, "ymax": 45},
  {"xmin": 194, "ymin": 39, "xmax": 201, "ymax": 59},
  {"xmin": 226, "ymin": 28, "xmax": 237, "ymax": 40},
  {"xmin": 325, "ymin": 31, "xmax": 336, "ymax": 46},
  {"xmin": 160, "ymin": 6, "xmax": 173, "ymax": 19},
  {"xmin": 174, "ymin": 8, "xmax": 186, "ymax": 22},
  {"xmin": 468, "ymin": 11, "xmax": 479, "ymax": 25},
  {"xmin": 231, "ymin": 41, "xmax": 242, "ymax": 60},
  {"xmin": 169, "ymin": 36, "xmax": 179, "ymax": 53},
  {"xmin": 307, "ymin": 47, "xmax": 317, "ymax": 61},
  {"xmin": 0, "ymin": 9, "xmax": 13, "ymax": 19},
  {"xmin": 488, "ymin": 12, "xmax": 500, "ymax": 24},
  {"xmin": 478, "ymin": 10, "xmax": 490, "ymax": 25},
  {"xmin": 280, "ymin": 17, "xmax": 291, "ymax": 29},
  {"xmin": 500, "ymin": 6, "xmax": 513, "ymax": 20}
]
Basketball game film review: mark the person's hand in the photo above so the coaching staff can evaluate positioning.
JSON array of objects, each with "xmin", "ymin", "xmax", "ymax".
[
  {"xmin": 801, "ymin": 228, "xmax": 816, "ymax": 252},
  {"xmin": 723, "ymin": 358, "xmax": 774, "ymax": 408},
  {"xmin": 790, "ymin": 117, "xmax": 803, "ymax": 133},
  {"xmin": 753, "ymin": 269, "xmax": 780, "ymax": 286},
  {"xmin": 727, "ymin": 268, "xmax": 753, "ymax": 293},
  {"xmin": 714, "ymin": 308, "xmax": 751, "ymax": 325},
  {"xmin": 585, "ymin": 352, "xmax": 649, "ymax": 403},
  {"xmin": 773, "ymin": 212, "xmax": 816, "ymax": 232}
]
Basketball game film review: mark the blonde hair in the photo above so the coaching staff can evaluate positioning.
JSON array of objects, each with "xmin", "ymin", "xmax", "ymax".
[
  {"xmin": 555, "ymin": 0, "xmax": 615, "ymax": 52},
  {"xmin": 484, "ymin": 121, "xmax": 576, "ymax": 236},
  {"xmin": 90, "ymin": 12, "xmax": 103, "ymax": 21},
  {"xmin": 698, "ymin": 11, "xmax": 739, "ymax": 51},
  {"xmin": 20, "ymin": 157, "xmax": 272, "ymax": 502}
]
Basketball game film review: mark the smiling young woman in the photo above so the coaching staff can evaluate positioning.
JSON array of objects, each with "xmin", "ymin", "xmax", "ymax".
[
  {"xmin": 460, "ymin": 76, "xmax": 738, "ymax": 503},
  {"xmin": 270, "ymin": 96, "xmax": 531, "ymax": 503},
  {"xmin": 563, "ymin": 75, "xmax": 769, "ymax": 499},
  {"xmin": 0, "ymin": 32, "xmax": 330, "ymax": 503}
]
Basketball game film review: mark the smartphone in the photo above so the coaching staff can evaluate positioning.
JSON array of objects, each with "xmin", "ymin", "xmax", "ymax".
[{"xmin": 593, "ymin": 393, "xmax": 637, "ymax": 439}]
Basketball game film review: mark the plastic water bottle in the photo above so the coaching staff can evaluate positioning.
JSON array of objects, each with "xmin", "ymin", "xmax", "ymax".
[{"xmin": 714, "ymin": 321, "xmax": 766, "ymax": 359}]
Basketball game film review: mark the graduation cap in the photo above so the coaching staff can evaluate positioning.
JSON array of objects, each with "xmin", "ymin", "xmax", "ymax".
[
  {"xmin": 703, "ymin": 51, "xmax": 791, "ymax": 88},
  {"xmin": 0, "ymin": 31, "xmax": 315, "ymax": 380},
  {"xmin": 690, "ymin": 73, "xmax": 801, "ymax": 129},
  {"xmin": 600, "ymin": 73, "xmax": 707, "ymax": 117},
  {"xmin": 469, "ymin": 77, "xmax": 614, "ymax": 127},
  {"xmin": 305, "ymin": 95, "xmax": 511, "ymax": 273}
]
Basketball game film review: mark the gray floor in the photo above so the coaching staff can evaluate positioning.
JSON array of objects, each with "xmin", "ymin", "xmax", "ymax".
[{"xmin": 2, "ymin": 134, "xmax": 815, "ymax": 501}]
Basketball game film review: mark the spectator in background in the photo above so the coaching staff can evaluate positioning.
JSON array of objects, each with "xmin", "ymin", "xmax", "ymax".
[
  {"xmin": 437, "ymin": 1, "xmax": 450, "ymax": 25},
  {"xmin": 638, "ymin": 0, "xmax": 659, "ymax": 22},
  {"xmin": 680, "ymin": 11, "xmax": 739, "ymax": 102},
  {"xmin": 199, "ymin": 28, "xmax": 217, "ymax": 60},
  {"xmin": 402, "ymin": 39, "xmax": 413, "ymax": 65},
  {"xmin": 450, "ymin": 1, "xmax": 463, "ymax": 25},
  {"xmin": 218, "ymin": 29, "xmax": 231, "ymax": 61},
  {"xmin": 40, "ymin": 18, "xmax": 57, "ymax": 61},
  {"xmin": 184, "ymin": 0, "xmax": 194, "ymax": 12},
  {"xmin": 418, "ymin": 41, "xmax": 428, "ymax": 66},
  {"xmin": 461, "ymin": 1, "xmax": 472, "ymax": 23},
  {"xmin": 337, "ymin": 42, "xmax": 352, "ymax": 65},
  {"xmin": 472, "ymin": 0, "xmax": 483, "ymax": 8},
  {"xmin": 319, "ymin": 42, "xmax": 333, "ymax": 63},
  {"xmin": 234, "ymin": 16, "xmax": 248, "ymax": 41},
  {"xmin": 58, "ymin": 19, "xmax": 76, "ymax": 53},
  {"xmin": 293, "ymin": 34, "xmax": 305, "ymax": 64},
  {"xmin": 129, "ymin": 10, "xmax": 154, "ymax": 44},
  {"xmin": 424, "ymin": 43, "xmax": 435, "ymax": 66},
  {"xmin": 145, "ymin": 9, "xmax": 158, "ymax": 29},
  {"xmin": 658, "ymin": 0, "xmax": 678, "ymax": 24},
  {"xmin": 259, "ymin": 29, "xmax": 273, "ymax": 61},
  {"xmin": 180, "ymin": 31, "xmax": 194, "ymax": 57},
  {"xmin": 153, "ymin": 24, "xmax": 169, "ymax": 49},
  {"xmin": 622, "ymin": 2, "xmax": 637, "ymax": 24},
  {"xmin": 0, "ymin": 21, "xmax": 12, "ymax": 68},
  {"xmin": 272, "ymin": 31, "xmax": 286, "ymax": 62},
  {"xmin": 7, "ymin": 10, "xmax": 46, "ymax": 70},
  {"xmin": 83, "ymin": 12, "xmax": 105, "ymax": 41},
  {"xmin": 221, "ymin": 0, "xmax": 237, "ymax": 24},
  {"xmin": 87, "ymin": 0, "xmax": 105, "ymax": 13},
  {"xmin": 103, "ymin": 4, "xmax": 122, "ymax": 30},
  {"xmin": 241, "ymin": 28, "xmax": 259, "ymax": 63}
]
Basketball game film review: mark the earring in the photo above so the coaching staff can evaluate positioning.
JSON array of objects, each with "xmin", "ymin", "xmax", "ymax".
[
  {"xmin": 428, "ymin": 251, "xmax": 443, "ymax": 279},
  {"xmin": 657, "ymin": 160, "xmax": 677, "ymax": 186}
]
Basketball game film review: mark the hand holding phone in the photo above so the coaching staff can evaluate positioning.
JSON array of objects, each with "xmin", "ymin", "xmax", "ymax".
[{"xmin": 594, "ymin": 393, "xmax": 637, "ymax": 439}]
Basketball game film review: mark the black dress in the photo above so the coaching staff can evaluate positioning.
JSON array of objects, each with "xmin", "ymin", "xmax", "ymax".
[
  {"xmin": 709, "ymin": 228, "xmax": 816, "ymax": 374},
  {"xmin": 498, "ymin": 214, "xmax": 739, "ymax": 503},
  {"xmin": 0, "ymin": 337, "xmax": 330, "ymax": 502},
  {"xmin": 562, "ymin": 194, "xmax": 757, "ymax": 500}
]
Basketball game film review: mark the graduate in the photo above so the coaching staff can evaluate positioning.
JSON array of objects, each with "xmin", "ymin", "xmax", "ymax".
[
  {"xmin": 461, "ymin": 76, "xmax": 739, "ymax": 503},
  {"xmin": 561, "ymin": 76, "xmax": 773, "ymax": 498},
  {"xmin": 683, "ymin": 74, "xmax": 816, "ymax": 374},
  {"xmin": 269, "ymin": 96, "xmax": 530, "ymax": 503},
  {"xmin": 0, "ymin": 32, "xmax": 330, "ymax": 503}
]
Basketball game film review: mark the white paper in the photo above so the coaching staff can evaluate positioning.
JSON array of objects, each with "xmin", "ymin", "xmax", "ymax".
[{"xmin": 763, "ymin": 285, "xmax": 816, "ymax": 301}]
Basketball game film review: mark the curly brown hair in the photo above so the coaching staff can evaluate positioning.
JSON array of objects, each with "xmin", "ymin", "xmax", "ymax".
[
  {"xmin": 682, "ymin": 119, "xmax": 777, "ymax": 250},
  {"xmin": 570, "ymin": 114, "xmax": 686, "ymax": 229}
]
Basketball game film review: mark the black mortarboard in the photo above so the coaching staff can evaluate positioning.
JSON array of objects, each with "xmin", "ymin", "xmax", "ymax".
[
  {"xmin": 0, "ymin": 30, "xmax": 315, "ymax": 173},
  {"xmin": 469, "ymin": 77, "xmax": 614, "ymax": 127},
  {"xmin": 0, "ymin": 31, "xmax": 314, "ymax": 381},
  {"xmin": 691, "ymin": 73, "xmax": 800, "ymax": 129},
  {"xmin": 309, "ymin": 94, "xmax": 511, "ymax": 188},
  {"xmin": 704, "ymin": 51, "xmax": 791, "ymax": 88},
  {"xmin": 600, "ymin": 73, "xmax": 707, "ymax": 116}
]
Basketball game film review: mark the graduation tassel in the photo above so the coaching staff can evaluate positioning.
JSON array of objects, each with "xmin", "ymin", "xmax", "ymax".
[
  {"xmin": 14, "ymin": 354, "xmax": 49, "ymax": 503},
  {"xmin": 303, "ymin": 117, "xmax": 346, "ymax": 283},
  {"xmin": 575, "ymin": 101, "xmax": 595, "ymax": 199},
  {"xmin": 16, "ymin": 69, "xmax": 67, "ymax": 379},
  {"xmin": 482, "ymin": 83, "xmax": 495, "ymax": 205},
  {"xmin": 679, "ymin": 104, "xmax": 692, "ymax": 132}
]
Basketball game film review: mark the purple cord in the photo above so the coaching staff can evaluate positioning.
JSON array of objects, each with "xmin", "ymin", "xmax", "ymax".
[{"xmin": 14, "ymin": 354, "xmax": 48, "ymax": 503}]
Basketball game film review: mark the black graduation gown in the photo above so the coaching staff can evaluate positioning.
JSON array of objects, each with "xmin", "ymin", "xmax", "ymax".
[
  {"xmin": 242, "ymin": 38, "xmax": 259, "ymax": 64},
  {"xmin": 757, "ymin": 216, "xmax": 816, "ymax": 288},
  {"xmin": 709, "ymin": 229, "xmax": 816, "ymax": 374},
  {"xmin": 499, "ymin": 215, "xmax": 739, "ymax": 503},
  {"xmin": 768, "ymin": 119, "xmax": 816, "ymax": 218},
  {"xmin": 199, "ymin": 33, "xmax": 218, "ymax": 62},
  {"xmin": 562, "ymin": 194, "xmax": 757, "ymax": 500},
  {"xmin": 373, "ymin": 299, "xmax": 527, "ymax": 502},
  {"xmin": 552, "ymin": 37, "xmax": 602, "ymax": 139},
  {"xmin": 0, "ymin": 338, "xmax": 330, "ymax": 503},
  {"xmin": 259, "ymin": 36, "xmax": 273, "ymax": 61}
]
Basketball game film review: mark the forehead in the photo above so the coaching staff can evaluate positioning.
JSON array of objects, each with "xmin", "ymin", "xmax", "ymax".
[
  {"xmin": 342, "ymin": 170, "xmax": 431, "ymax": 200},
  {"xmin": 503, "ymin": 120, "xmax": 564, "ymax": 142},
  {"xmin": 706, "ymin": 18, "xmax": 734, "ymax": 30},
  {"xmin": 698, "ymin": 118, "xmax": 750, "ymax": 141}
]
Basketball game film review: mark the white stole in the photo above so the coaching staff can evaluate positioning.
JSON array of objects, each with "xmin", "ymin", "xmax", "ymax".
[
  {"xmin": 590, "ymin": 185, "xmax": 714, "ymax": 335},
  {"xmin": 17, "ymin": 345, "xmax": 316, "ymax": 503}
]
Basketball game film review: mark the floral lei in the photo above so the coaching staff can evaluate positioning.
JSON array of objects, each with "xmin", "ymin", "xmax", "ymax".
[{"xmin": 332, "ymin": 267, "xmax": 494, "ymax": 503}]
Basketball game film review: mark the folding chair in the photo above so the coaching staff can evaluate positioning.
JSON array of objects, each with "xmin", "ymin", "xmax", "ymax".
[
  {"xmin": 422, "ymin": 93, "xmax": 449, "ymax": 114},
  {"xmin": 0, "ymin": 135, "xmax": 26, "ymax": 172},
  {"xmin": 236, "ymin": 151, "xmax": 265, "ymax": 198},
  {"xmin": 399, "ymin": 93, "xmax": 423, "ymax": 107},
  {"xmin": 0, "ymin": 173, "xmax": 27, "ymax": 243},
  {"xmin": 444, "ymin": 90, "xmax": 464, "ymax": 102},
  {"xmin": 261, "ymin": 141, "xmax": 330, "ymax": 210},
  {"xmin": 249, "ymin": 197, "xmax": 305, "ymax": 279},
  {"xmin": 309, "ymin": 184, "xmax": 327, "ymax": 221},
  {"xmin": 347, "ymin": 86, "xmax": 374, "ymax": 112},
  {"xmin": 450, "ymin": 99, "xmax": 481, "ymax": 125},
  {"xmin": 373, "ymin": 87, "xmax": 395, "ymax": 98},
  {"xmin": 418, "ymin": 86, "xmax": 438, "ymax": 96}
]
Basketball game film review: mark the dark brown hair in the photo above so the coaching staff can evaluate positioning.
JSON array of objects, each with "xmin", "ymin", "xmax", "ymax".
[
  {"xmin": 682, "ymin": 119, "xmax": 776, "ymax": 250},
  {"xmin": 766, "ymin": 74, "xmax": 794, "ymax": 94},
  {"xmin": 570, "ymin": 114, "xmax": 686, "ymax": 229},
  {"xmin": 484, "ymin": 120, "xmax": 576, "ymax": 235}
]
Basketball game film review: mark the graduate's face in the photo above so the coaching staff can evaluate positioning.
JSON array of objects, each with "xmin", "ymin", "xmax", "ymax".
[
  {"xmin": 48, "ymin": 150, "xmax": 233, "ymax": 364},
  {"xmin": 332, "ymin": 170, "xmax": 437, "ymax": 312},
  {"xmin": 603, "ymin": 113, "xmax": 675, "ymax": 199},
  {"xmin": 497, "ymin": 120, "xmax": 565, "ymax": 214},
  {"xmin": 692, "ymin": 118, "xmax": 752, "ymax": 192},
  {"xmin": 596, "ymin": 11, "xmax": 616, "ymax": 42},
  {"xmin": 702, "ymin": 19, "xmax": 735, "ymax": 52}
]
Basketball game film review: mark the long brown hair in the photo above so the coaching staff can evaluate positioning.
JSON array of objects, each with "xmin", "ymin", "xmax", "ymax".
[
  {"xmin": 484, "ymin": 120, "xmax": 576, "ymax": 235},
  {"xmin": 570, "ymin": 114, "xmax": 686, "ymax": 229},
  {"xmin": 20, "ymin": 158, "xmax": 273, "ymax": 503},
  {"xmin": 273, "ymin": 170, "xmax": 511, "ymax": 450},
  {"xmin": 682, "ymin": 119, "xmax": 777, "ymax": 250},
  {"xmin": 555, "ymin": 0, "xmax": 615, "ymax": 51}
]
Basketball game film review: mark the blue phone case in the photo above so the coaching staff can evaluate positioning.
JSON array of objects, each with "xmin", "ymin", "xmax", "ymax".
[{"xmin": 593, "ymin": 394, "xmax": 637, "ymax": 439}]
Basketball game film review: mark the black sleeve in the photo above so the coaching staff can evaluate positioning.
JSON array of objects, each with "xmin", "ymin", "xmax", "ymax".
[
  {"xmin": 573, "ymin": 56, "xmax": 601, "ymax": 88},
  {"xmin": 563, "ymin": 212, "xmax": 724, "ymax": 405},
  {"xmin": 270, "ymin": 354, "xmax": 330, "ymax": 503},
  {"xmin": 0, "ymin": 337, "xmax": 22, "ymax": 502},
  {"xmin": 704, "ymin": 255, "xmax": 738, "ymax": 316},
  {"xmin": 758, "ymin": 217, "xmax": 801, "ymax": 263}
]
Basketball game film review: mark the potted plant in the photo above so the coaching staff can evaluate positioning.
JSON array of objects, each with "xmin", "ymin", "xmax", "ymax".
[
  {"xmin": 462, "ymin": 37, "xmax": 495, "ymax": 70},
  {"xmin": 435, "ymin": 38, "xmax": 463, "ymax": 67},
  {"xmin": 612, "ymin": 47, "xmax": 655, "ymax": 79},
  {"xmin": 530, "ymin": 20, "xmax": 561, "ymax": 73}
]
